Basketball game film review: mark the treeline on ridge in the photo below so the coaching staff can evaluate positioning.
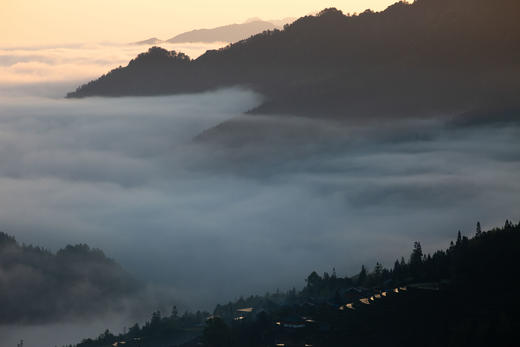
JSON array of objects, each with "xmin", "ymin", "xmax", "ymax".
[{"xmin": 73, "ymin": 219, "xmax": 520, "ymax": 347}]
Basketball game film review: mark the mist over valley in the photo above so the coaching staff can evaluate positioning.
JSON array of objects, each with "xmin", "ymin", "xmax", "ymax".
[{"xmin": 1, "ymin": 1, "xmax": 520, "ymax": 346}]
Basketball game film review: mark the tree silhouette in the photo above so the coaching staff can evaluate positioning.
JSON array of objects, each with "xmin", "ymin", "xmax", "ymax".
[
  {"xmin": 410, "ymin": 241, "xmax": 423, "ymax": 280},
  {"xmin": 203, "ymin": 317, "xmax": 231, "ymax": 347},
  {"xmin": 358, "ymin": 265, "xmax": 367, "ymax": 286}
]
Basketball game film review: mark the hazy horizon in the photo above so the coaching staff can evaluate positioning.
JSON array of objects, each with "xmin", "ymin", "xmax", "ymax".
[{"xmin": 0, "ymin": 0, "xmax": 396, "ymax": 46}]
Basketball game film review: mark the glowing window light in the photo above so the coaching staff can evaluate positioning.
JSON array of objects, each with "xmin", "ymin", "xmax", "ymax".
[
  {"xmin": 394, "ymin": 288, "xmax": 399, "ymax": 293},
  {"xmin": 375, "ymin": 294, "xmax": 381, "ymax": 299},
  {"xmin": 346, "ymin": 303, "xmax": 355, "ymax": 310},
  {"xmin": 237, "ymin": 307, "xmax": 254, "ymax": 312},
  {"xmin": 382, "ymin": 291, "xmax": 387, "ymax": 296},
  {"xmin": 359, "ymin": 298, "xmax": 370, "ymax": 304},
  {"xmin": 400, "ymin": 286, "xmax": 407, "ymax": 291}
]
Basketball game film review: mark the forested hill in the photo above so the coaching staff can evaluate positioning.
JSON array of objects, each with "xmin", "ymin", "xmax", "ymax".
[
  {"xmin": 0, "ymin": 232, "xmax": 140, "ymax": 324},
  {"xmin": 68, "ymin": 0, "xmax": 520, "ymax": 119},
  {"xmin": 74, "ymin": 220, "xmax": 520, "ymax": 347}
]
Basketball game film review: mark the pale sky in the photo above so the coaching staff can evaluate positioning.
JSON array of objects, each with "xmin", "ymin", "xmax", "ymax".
[{"xmin": 1, "ymin": 0, "xmax": 397, "ymax": 46}]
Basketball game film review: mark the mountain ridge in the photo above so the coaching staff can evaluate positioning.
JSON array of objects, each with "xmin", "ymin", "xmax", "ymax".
[
  {"xmin": 132, "ymin": 18, "xmax": 293, "ymax": 45},
  {"xmin": 69, "ymin": 0, "xmax": 520, "ymax": 128},
  {"xmin": 166, "ymin": 20, "xmax": 278, "ymax": 43}
]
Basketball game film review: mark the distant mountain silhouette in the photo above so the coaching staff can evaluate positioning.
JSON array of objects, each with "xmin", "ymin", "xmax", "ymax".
[
  {"xmin": 68, "ymin": 0, "xmax": 520, "ymax": 121},
  {"xmin": 166, "ymin": 20, "xmax": 278, "ymax": 43},
  {"xmin": 131, "ymin": 19, "xmax": 293, "ymax": 46},
  {"xmin": 266, "ymin": 17, "xmax": 295, "ymax": 27},
  {"xmin": 133, "ymin": 37, "xmax": 164, "ymax": 45}
]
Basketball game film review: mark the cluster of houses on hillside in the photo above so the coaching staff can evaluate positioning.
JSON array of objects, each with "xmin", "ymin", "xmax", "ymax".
[{"xmin": 222, "ymin": 286, "xmax": 416, "ymax": 347}]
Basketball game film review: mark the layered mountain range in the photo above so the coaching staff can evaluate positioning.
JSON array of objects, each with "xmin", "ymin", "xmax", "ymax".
[
  {"xmin": 133, "ymin": 18, "xmax": 294, "ymax": 45},
  {"xmin": 69, "ymin": 0, "xmax": 520, "ymax": 122}
]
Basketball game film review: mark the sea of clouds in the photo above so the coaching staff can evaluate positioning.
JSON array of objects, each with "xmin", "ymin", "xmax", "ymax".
[
  {"xmin": 1, "ymin": 42, "xmax": 520, "ymax": 346},
  {"xmin": 0, "ymin": 41, "xmax": 226, "ymax": 97}
]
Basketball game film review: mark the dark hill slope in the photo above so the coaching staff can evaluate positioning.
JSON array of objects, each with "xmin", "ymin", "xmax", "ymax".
[
  {"xmin": 68, "ymin": 0, "xmax": 520, "ymax": 118},
  {"xmin": 0, "ymin": 232, "xmax": 140, "ymax": 324},
  {"xmin": 74, "ymin": 221, "xmax": 520, "ymax": 347}
]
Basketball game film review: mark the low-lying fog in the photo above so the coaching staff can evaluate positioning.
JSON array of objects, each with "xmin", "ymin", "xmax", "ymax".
[
  {"xmin": 0, "ymin": 41, "xmax": 226, "ymax": 98},
  {"xmin": 1, "ymin": 43, "xmax": 520, "ymax": 347}
]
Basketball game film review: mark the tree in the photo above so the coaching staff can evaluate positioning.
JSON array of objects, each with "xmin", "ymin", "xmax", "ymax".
[
  {"xmin": 456, "ymin": 230, "xmax": 462, "ymax": 246},
  {"xmin": 410, "ymin": 242, "xmax": 423, "ymax": 265},
  {"xmin": 203, "ymin": 317, "xmax": 231, "ymax": 347},
  {"xmin": 476, "ymin": 222, "xmax": 482, "ymax": 236},
  {"xmin": 171, "ymin": 305, "xmax": 178, "ymax": 319},
  {"xmin": 151, "ymin": 310, "xmax": 161, "ymax": 326},
  {"xmin": 393, "ymin": 259, "xmax": 401, "ymax": 281},
  {"xmin": 323, "ymin": 271, "xmax": 330, "ymax": 281},
  {"xmin": 97, "ymin": 330, "xmax": 114, "ymax": 344},
  {"xmin": 373, "ymin": 262, "xmax": 384, "ymax": 286},
  {"xmin": 374, "ymin": 262, "xmax": 383, "ymax": 276},
  {"xmin": 358, "ymin": 265, "xmax": 367, "ymax": 286},
  {"xmin": 128, "ymin": 323, "xmax": 140, "ymax": 337},
  {"xmin": 306, "ymin": 271, "xmax": 322, "ymax": 289},
  {"xmin": 410, "ymin": 242, "xmax": 423, "ymax": 280}
]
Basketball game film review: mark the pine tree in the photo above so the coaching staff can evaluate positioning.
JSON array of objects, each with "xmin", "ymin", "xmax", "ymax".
[
  {"xmin": 410, "ymin": 242, "xmax": 423, "ymax": 280},
  {"xmin": 410, "ymin": 242, "xmax": 423, "ymax": 265},
  {"xmin": 476, "ymin": 222, "xmax": 482, "ymax": 236},
  {"xmin": 456, "ymin": 230, "xmax": 462, "ymax": 246},
  {"xmin": 358, "ymin": 265, "xmax": 367, "ymax": 286},
  {"xmin": 374, "ymin": 262, "xmax": 383, "ymax": 276}
]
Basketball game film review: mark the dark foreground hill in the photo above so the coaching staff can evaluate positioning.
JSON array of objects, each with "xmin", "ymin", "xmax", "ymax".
[
  {"xmin": 74, "ymin": 220, "xmax": 520, "ymax": 347},
  {"xmin": 0, "ymin": 232, "xmax": 140, "ymax": 324},
  {"xmin": 68, "ymin": 0, "xmax": 520, "ymax": 120}
]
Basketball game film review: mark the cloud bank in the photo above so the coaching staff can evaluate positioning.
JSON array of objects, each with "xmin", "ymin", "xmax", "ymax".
[
  {"xmin": 1, "ymin": 91, "xmax": 519, "ymax": 311},
  {"xmin": 0, "ymin": 42, "xmax": 226, "ymax": 97}
]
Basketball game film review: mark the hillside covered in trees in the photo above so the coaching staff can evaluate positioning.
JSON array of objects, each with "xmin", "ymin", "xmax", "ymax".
[
  {"xmin": 0, "ymin": 232, "xmax": 140, "ymax": 324},
  {"xmin": 72, "ymin": 220, "xmax": 520, "ymax": 347},
  {"xmin": 68, "ymin": 0, "xmax": 520, "ymax": 121}
]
